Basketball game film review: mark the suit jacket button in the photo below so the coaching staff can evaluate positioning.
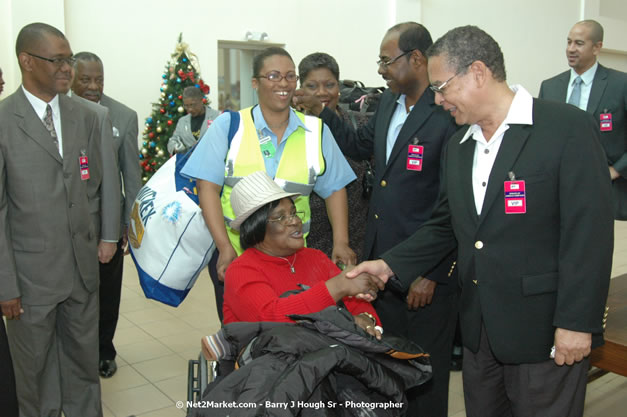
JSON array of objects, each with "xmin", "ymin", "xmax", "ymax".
[
  {"xmin": 380, "ymin": 180, "xmax": 387, "ymax": 187},
  {"xmin": 374, "ymin": 214, "xmax": 379, "ymax": 219},
  {"xmin": 473, "ymin": 280, "xmax": 478, "ymax": 285},
  {"xmin": 475, "ymin": 241, "xmax": 484, "ymax": 249}
]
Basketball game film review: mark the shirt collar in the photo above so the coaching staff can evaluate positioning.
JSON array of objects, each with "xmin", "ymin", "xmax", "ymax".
[
  {"xmin": 22, "ymin": 85, "xmax": 60, "ymax": 119},
  {"xmin": 252, "ymin": 104, "xmax": 307, "ymax": 134},
  {"xmin": 569, "ymin": 61, "xmax": 598, "ymax": 86},
  {"xmin": 460, "ymin": 84, "xmax": 534, "ymax": 143},
  {"xmin": 395, "ymin": 94, "xmax": 415, "ymax": 113}
]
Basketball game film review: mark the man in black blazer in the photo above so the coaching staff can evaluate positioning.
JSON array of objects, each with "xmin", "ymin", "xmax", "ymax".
[
  {"xmin": 294, "ymin": 22, "xmax": 458, "ymax": 417},
  {"xmin": 539, "ymin": 20, "xmax": 627, "ymax": 220},
  {"xmin": 349, "ymin": 25, "xmax": 613, "ymax": 417}
]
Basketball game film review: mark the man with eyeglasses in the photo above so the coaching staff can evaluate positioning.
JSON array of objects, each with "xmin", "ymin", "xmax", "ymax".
[
  {"xmin": 349, "ymin": 25, "xmax": 613, "ymax": 417},
  {"xmin": 0, "ymin": 22, "xmax": 109, "ymax": 416},
  {"xmin": 294, "ymin": 22, "xmax": 459, "ymax": 417}
]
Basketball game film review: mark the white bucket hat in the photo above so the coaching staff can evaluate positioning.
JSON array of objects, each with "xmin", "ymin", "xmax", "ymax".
[{"xmin": 229, "ymin": 171, "xmax": 300, "ymax": 231}]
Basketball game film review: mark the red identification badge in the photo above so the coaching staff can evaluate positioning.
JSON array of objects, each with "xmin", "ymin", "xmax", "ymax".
[
  {"xmin": 504, "ymin": 180, "xmax": 526, "ymax": 214},
  {"xmin": 79, "ymin": 156, "xmax": 90, "ymax": 180},
  {"xmin": 600, "ymin": 113, "xmax": 612, "ymax": 132},
  {"xmin": 407, "ymin": 145, "xmax": 424, "ymax": 171}
]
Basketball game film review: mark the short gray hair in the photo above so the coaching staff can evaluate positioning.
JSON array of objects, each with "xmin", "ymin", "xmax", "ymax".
[
  {"xmin": 426, "ymin": 25, "xmax": 506, "ymax": 82},
  {"xmin": 182, "ymin": 86, "xmax": 204, "ymax": 100}
]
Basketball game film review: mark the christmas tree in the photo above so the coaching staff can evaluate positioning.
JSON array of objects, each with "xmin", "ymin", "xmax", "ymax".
[{"xmin": 139, "ymin": 34, "xmax": 210, "ymax": 182}]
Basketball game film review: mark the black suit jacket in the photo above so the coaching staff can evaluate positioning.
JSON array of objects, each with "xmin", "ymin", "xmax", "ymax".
[
  {"xmin": 320, "ymin": 89, "xmax": 458, "ymax": 292},
  {"xmin": 539, "ymin": 64, "xmax": 627, "ymax": 219},
  {"xmin": 382, "ymin": 98, "xmax": 613, "ymax": 364}
]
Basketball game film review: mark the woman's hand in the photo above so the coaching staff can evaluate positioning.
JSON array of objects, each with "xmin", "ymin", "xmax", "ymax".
[
  {"xmin": 217, "ymin": 245, "xmax": 237, "ymax": 282},
  {"xmin": 331, "ymin": 242, "xmax": 357, "ymax": 267},
  {"xmin": 353, "ymin": 313, "xmax": 382, "ymax": 340}
]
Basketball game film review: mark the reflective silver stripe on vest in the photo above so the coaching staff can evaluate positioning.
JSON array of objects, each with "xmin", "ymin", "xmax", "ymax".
[
  {"xmin": 274, "ymin": 178, "xmax": 314, "ymax": 196},
  {"xmin": 304, "ymin": 114, "xmax": 322, "ymax": 178},
  {"xmin": 224, "ymin": 216, "xmax": 311, "ymax": 234},
  {"xmin": 223, "ymin": 176, "xmax": 242, "ymax": 188}
]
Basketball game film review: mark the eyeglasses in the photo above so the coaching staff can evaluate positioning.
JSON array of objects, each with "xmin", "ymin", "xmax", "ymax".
[
  {"xmin": 377, "ymin": 49, "xmax": 416, "ymax": 69},
  {"xmin": 26, "ymin": 52, "xmax": 76, "ymax": 68},
  {"xmin": 302, "ymin": 81, "xmax": 339, "ymax": 92},
  {"xmin": 258, "ymin": 71, "xmax": 299, "ymax": 83},
  {"xmin": 429, "ymin": 63, "xmax": 472, "ymax": 95},
  {"xmin": 267, "ymin": 211, "xmax": 304, "ymax": 226}
]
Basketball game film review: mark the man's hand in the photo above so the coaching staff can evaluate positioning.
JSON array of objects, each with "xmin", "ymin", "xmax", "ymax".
[
  {"xmin": 354, "ymin": 313, "xmax": 383, "ymax": 340},
  {"xmin": 0, "ymin": 298, "xmax": 24, "ymax": 320},
  {"xmin": 407, "ymin": 276, "xmax": 437, "ymax": 309},
  {"xmin": 216, "ymin": 245, "xmax": 238, "ymax": 282},
  {"xmin": 553, "ymin": 328, "xmax": 591, "ymax": 365},
  {"xmin": 609, "ymin": 166, "xmax": 621, "ymax": 181},
  {"xmin": 121, "ymin": 227, "xmax": 130, "ymax": 255},
  {"xmin": 346, "ymin": 260, "xmax": 394, "ymax": 283},
  {"xmin": 98, "ymin": 241, "xmax": 117, "ymax": 263},
  {"xmin": 292, "ymin": 90, "xmax": 324, "ymax": 116},
  {"xmin": 332, "ymin": 243, "xmax": 357, "ymax": 267}
]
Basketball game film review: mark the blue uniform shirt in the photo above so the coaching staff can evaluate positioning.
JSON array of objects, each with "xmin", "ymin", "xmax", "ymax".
[{"xmin": 181, "ymin": 105, "xmax": 356, "ymax": 199}]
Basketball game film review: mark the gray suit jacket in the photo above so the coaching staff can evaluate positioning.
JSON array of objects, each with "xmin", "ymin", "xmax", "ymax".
[
  {"xmin": 70, "ymin": 94, "xmax": 121, "ymax": 241},
  {"xmin": 0, "ymin": 88, "xmax": 105, "ymax": 305},
  {"xmin": 99, "ymin": 94, "xmax": 141, "ymax": 232},
  {"xmin": 167, "ymin": 106, "xmax": 220, "ymax": 154},
  {"xmin": 539, "ymin": 64, "xmax": 627, "ymax": 219}
]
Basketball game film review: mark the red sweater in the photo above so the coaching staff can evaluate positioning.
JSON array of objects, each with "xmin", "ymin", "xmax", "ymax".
[{"xmin": 223, "ymin": 247, "xmax": 380, "ymax": 325}]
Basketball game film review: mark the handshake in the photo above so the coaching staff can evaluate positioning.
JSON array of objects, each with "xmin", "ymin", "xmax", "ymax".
[{"xmin": 326, "ymin": 260, "xmax": 395, "ymax": 303}]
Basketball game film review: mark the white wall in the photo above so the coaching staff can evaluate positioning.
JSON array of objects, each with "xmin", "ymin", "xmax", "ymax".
[{"xmin": 2, "ymin": 0, "xmax": 625, "ymax": 132}]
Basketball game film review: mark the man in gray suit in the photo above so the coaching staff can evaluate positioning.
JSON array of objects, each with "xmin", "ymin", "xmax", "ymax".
[
  {"xmin": 167, "ymin": 86, "xmax": 220, "ymax": 154},
  {"xmin": 539, "ymin": 19, "xmax": 627, "ymax": 219},
  {"xmin": 72, "ymin": 51, "xmax": 141, "ymax": 378},
  {"xmin": 0, "ymin": 22, "xmax": 115, "ymax": 416}
]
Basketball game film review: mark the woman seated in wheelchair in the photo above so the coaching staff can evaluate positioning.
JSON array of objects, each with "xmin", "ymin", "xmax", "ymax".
[{"xmin": 202, "ymin": 171, "xmax": 384, "ymax": 361}]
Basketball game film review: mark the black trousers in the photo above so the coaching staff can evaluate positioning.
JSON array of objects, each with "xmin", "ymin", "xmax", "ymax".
[
  {"xmin": 463, "ymin": 323, "xmax": 589, "ymax": 417},
  {"xmin": 374, "ymin": 287, "xmax": 459, "ymax": 417},
  {"xmin": 0, "ymin": 316, "xmax": 19, "ymax": 417},
  {"xmin": 208, "ymin": 249, "xmax": 224, "ymax": 322},
  {"xmin": 99, "ymin": 240, "xmax": 124, "ymax": 360}
]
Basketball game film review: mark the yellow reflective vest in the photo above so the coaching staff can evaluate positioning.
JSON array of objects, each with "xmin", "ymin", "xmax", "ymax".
[{"xmin": 221, "ymin": 107, "xmax": 325, "ymax": 255}]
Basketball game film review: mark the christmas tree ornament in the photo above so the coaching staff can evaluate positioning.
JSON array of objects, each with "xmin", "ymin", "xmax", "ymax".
[
  {"xmin": 167, "ymin": 120, "xmax": 173, "ymax": 126},
  {"xmin": 141, "ymin": 148, "xmax": 148, "ymax": 155},
  {"xmin": 156, "ymin": 126, "xmax": 162, "ymax": 133},
  {"xmin": 148, "ymin": 132, "xmax": 155, "ymax": 139},
  {"xmin": 178, "ymin": 106, "xmax": 184, "ymax": 113},
  {"xmin": 160, "ymin": 92, "xmax": 166, "ymax": 98}
]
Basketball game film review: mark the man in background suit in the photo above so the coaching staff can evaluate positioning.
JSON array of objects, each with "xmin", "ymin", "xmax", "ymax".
[
  {"xmin": 350, "ymin": 25, "xmax": 613, "ymax": 417},
  {"xmin": 539, "ymin": 19, "xmax": 627, "ymax": 219},
  {"xmin": 294, "ymin": 22, "xmax": 458, "ymax": 417},
  {"xmin": 72, "ymin": 51, "xmax": 141, "ymax": 378},
  {"xmin": 167, "ymin": 86, "xmax": 220, "ymax": 155},
  {"xmin": 0, "ymin": 64, "xmax": 19, "ymax": 417},
  {"xmin": 0, "ymin": 22, "xmax": 115, "ymax": 416}
]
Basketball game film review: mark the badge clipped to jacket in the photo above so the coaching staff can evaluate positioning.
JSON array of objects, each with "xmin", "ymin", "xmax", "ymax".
[
  {"xmin": 504, "ymin": 171, "xmax": 525, "ymax": 214},
  {"xmin": 407, "ymin": 144, "xmax": 424, "ymax": 171},
  {"xmin": 79, "ymin": 150, "xmax": 90, "ymax": 180},
  {"xmin": 600, "ymin": 111, "xmax": 612, "ymax": 132}
]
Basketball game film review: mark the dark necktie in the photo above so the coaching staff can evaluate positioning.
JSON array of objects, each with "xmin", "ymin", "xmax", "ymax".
[
  {"xmin": 568, "ymin": 76, "xmax": 583, "ymax": 108},
  {"xmin": 43, "ymin": 104, "xmax": 60, "ymax": 152}
]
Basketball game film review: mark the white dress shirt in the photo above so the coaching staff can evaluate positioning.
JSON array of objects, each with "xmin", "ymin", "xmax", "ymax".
[
  {"xmin": 22, "ymin": 86, "xmax": 63, "ymax": 157},
  {"xmin": 567, "ymin": 61, "xmax": 598, "ymax": 111},
  {"xmin": 459, "ymin": 85, "xmax": 534, "ymax": 215},
  {"xmin": 385, "ymin": 94, "xmax": 414, "ymax": 163}
]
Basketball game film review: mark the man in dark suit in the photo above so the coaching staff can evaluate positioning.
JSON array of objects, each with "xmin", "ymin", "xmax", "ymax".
[
  {"xmin": 349, "ymin": 25, "xmax": 614, "ymax": 417},
  {"xmin": 294, "ymin": 22, "xmax": 458, "ymax": 417},
  {"xmin": 72, "ymin": 51, "xmax": 142, "ymax": 378},
  {"xmin": 0, "ymin": 23, "xmax": 111, "ymax": 416},
  {"xmin": 539, "ymin": 20, "xmax": 627, "ymax": 219}
]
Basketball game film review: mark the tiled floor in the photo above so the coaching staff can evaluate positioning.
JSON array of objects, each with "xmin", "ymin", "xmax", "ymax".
[{"xmin": 102, "ymin": 220, "xmax": 627, "ymax": 417}]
